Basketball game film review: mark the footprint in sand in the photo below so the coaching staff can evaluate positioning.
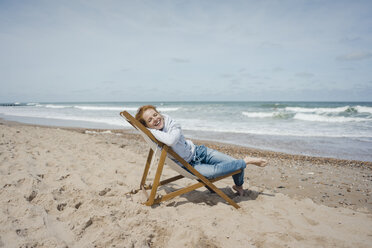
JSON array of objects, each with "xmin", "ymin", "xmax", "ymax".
[
  {"xmin": 302, "ymin": 214, "xmax": 319, "ymax": 226},
  {"xmin": 16, "ymin": 228, "xmax": 28, "ymax": 237},
  {"xmin": 25, "ymin": 190, "xmax": 37, "ymax": 202},
  {"xmin": 75, "ymin": 202, "xmax": 82, "ymax": 209},
  {"xmin": 99, "ymin": 188, "xmax": 111, "ymax": 196},
  {"xmin": 57, "ymin": 203, "xmax": 67, "ymax": 211}
]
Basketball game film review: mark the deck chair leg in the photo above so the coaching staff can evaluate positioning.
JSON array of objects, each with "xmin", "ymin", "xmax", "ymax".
[
  {"xmin": 145, "ymin": 146, "xmax": 168, "ymax": 206},
  {"xmin": 189, "ymin": 167, "xmax": 240, "ymax": 209},
  {"xmin": 195, "ymin": 172, "xmax": 240, "ymax": 209},
  {"xmin": 168, "ymin": 149, "xmax": 241, "ymax": 209},
  {"xmin": 140, "ymin": 149, "xmax": 153, "ymax": 188}
]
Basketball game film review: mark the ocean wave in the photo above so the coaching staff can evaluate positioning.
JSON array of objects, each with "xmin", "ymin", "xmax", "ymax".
[
  {"xmin": 183, "ymin": 125, "xmax": 372, "ymax": 138},
  {"xmin": 41, "ymin": 104, "xmax": 128, "ymax": 111},
  {"xmin": 74, "ymin": 106, "xmax": 128, "ymax": 111},
  {"xmin": 0, "ymin": 109, "xmax": 128, "ymax": 127},
  {"xmin": 26, "ymin": 102, "xmax": 39, "ymax": 106},
  {"xmin": 157, "ymin": 107, "xmax": 180, "ymax": 112},
  {"xmin": 1, "ymin": 106, "xmax": 371, "ymax": 138},
  {"xmin": 285, "ymin": 106, "xmax": 352, "ymax": 114},
  {"xmin": 44, "ymin": 104, "xmax": 71, "ymax": 109},
  {"xmin": 355, "ymin": 105, "xmax": 372, "ymax": 114},
  {"xmin": 121, "ymin": 107, "xmax": 180, "ymax": 112},
  {"xmin": 242, "ymin": 111, "xmax": 291, "ymax": 119},
  {"xmin": 43, "ymin": 105, "xmax": 180, "ymax": 112},
  {"xmin": 260, "ymin": 103, "xmax": 287, "ymax": 108},
  {"xmin": 293, "ymin": 113, "xmax": 367, "ymax": 123},
  {"xmin": 242, "ymin": 112, "xmax": 274, "ymax": 118},
  {"xmin": 119, "ymin": 107, "xmax": 179, "ymax": 112}
]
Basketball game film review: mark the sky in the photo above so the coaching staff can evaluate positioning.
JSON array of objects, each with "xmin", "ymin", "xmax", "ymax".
[{"xmin": 0, "ymin": 0, "xmax": 372, "ymax": 102}]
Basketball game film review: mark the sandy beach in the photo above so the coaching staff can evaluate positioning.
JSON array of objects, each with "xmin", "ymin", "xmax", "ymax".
[{"xmin": 1, "ymin": 120, "xmax": 371, "ymax": 248}]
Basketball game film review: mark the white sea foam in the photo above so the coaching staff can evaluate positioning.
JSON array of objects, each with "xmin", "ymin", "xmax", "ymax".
[
  {"xmin": 157, "ymin": 107, "xmax": 180, "ymax": 112},
  {"xmin": 242, "ymin": 112, "xmax": 274, "ymax": 118},
  {"xmin": 293, "ymin": 113, "xmax": 366, "ymax": 123},
  {"xmin": 71, "ymin": 106, "xmax": 180, "ymax": 112},
  {"xmin": 0, "ymin": 107, "xmax": 128, "ymax": 127},
  {"xmin": 182, "ymin": 124, "xmax": 372, "ymax": 138},
  {"xmin": 355, "ymin": 105, "xmax": 372, "ymax": 114},
  {"xmin": 242, "ymin": 111, "xmax": 291, "ymax": 119},
  {"xmin": 74, "ymin": 106, "xmax": 127, "ymax": 111},
  {"xmin": 123, "ymin": 107, "xmax": 179, "ymax": 112},
  {"xmin": 285, "ymin": 106, "xmax": 350, "ymax": 114},
  {"xmin": 121, "ymin": 107, "xmax": 140, "ymax": 111},
  {"xmin": 44, "ymin": 104, "xmax": 71, "ymax": 109}
]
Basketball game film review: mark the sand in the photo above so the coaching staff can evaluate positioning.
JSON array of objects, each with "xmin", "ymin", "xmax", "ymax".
[{"xmin": 0, "ymin": 120, "xmax": 371, "ymax": 247}]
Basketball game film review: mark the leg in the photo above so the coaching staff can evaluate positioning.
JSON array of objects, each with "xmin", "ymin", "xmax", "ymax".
[
  {"xmin": 205, "ymin": 147, "xmax": 267, "ymax": 168},
  {"xmin": 167, "ymin": 148, "xmax": 241, "ymax": 208},
  {"xmin": 191, "ymin": 146, "xmax": 267, "ymax": 196},
  {"xmin": 205, "ymin": 147, "xmax": 246, "ymax": 186},
  {"xmin": 193, "ymin": 147, "xmax": 246, "ymax": 186}
]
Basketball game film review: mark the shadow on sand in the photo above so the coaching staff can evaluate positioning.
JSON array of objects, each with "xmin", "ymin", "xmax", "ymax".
[{"xmin": 149, "ymin": 183, "xmax": 275, "ymax": 208}]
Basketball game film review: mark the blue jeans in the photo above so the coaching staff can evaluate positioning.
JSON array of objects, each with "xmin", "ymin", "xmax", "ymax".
[{"xmin": 190, "ymin": 145, "xmax": 246, "ymax": 186}]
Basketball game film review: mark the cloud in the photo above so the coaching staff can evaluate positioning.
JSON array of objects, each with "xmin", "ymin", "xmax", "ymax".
[
  {"xmin": 295, "ymin": 72, "xmax": 314, "ymax": 78},
  {"xmin": 229, "ymin": 79, "xmax": 241, "ymax": 86},
  {"xmin": 101, "ymin": 81, "xmax": 117, "ymax": 85},
  {"xmin": 339, "ymin": 36, "xmax": 361, "ymax": 43},
  {"xmin": 220, "ymin": 73, "xmax": 234, "ymax": 78},
  {"xmin": 171, "ymin": 58, "xmax": 190, "ymax": 63},
  {"xmin": 272, "ymin": 67, "xmax": 284, "ymax": 72},
  {"xmin": 336, "ymin": 52, "xmax": 372, "ymax": 61},
  {"xmin": 1, "ymin": 1, "xmax": 372, "ymax": 102},
  {"xmin": 259, "ymin": 42, "xmax": 282, "ymax": 49},
  {"xmin": 340, "ymin": 67, "xmax": 355, "ymax": 71}
]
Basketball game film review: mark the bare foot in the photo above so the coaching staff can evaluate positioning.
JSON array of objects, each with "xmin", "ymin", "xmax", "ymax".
[
  {"xmin": 232, "ymin": 185, "xmax": 244, "ymax": 196},
  {"xmin": 244, "ymin": 157, "xmax": 268, "ymax": 167}
]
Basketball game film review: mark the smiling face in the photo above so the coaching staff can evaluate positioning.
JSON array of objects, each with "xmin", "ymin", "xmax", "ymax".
[{"xmin": 142, "ymin": 108, "xmax": 164, "ymax": 130}]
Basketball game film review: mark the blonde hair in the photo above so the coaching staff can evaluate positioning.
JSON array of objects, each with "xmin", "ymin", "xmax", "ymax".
[{"xmin": 135, "ymin": 105, "xmax": 158, "ymax": 127}]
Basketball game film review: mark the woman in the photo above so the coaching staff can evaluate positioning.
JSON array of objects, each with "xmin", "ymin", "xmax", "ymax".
[{"xmin": 135, "ymin": 105, "xmax": 267, "ymax": 196}]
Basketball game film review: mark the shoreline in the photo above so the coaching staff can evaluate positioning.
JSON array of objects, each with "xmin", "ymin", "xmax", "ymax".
[
  {"xmin": 1, "ymin": 100, "xmax": 372, "ymax": 162},
  {"xmin": 3, "ymin": 117, "xmax": 372, "ymax": 165},
  {"xmin": 60, "ymin": 128, "xmax": 372, "ymax": 167},
  {"xmin": 1, "ymin": 119, "xmax": 371, "ymax": 247}
]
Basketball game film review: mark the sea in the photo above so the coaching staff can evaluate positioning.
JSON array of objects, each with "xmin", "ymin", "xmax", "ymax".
[{"xmin": 1, "ymin": 101, "xmax": 372, "ymax": 162}]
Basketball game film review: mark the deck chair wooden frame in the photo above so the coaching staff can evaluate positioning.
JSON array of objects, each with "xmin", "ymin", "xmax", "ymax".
[{"xmin": 120, "ymin": 111, "xmax": 241, "ymax": 209}]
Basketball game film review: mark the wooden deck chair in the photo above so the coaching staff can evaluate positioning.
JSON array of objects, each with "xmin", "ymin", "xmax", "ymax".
[{"xmin": 120, "ymin": 111, "xmax": 241, "ymax": 209}]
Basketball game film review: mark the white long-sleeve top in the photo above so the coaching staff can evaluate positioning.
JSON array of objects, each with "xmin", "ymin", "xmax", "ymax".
[{"xmin": 149, "ymin": 114, "xmax": 195, "ymax": 162}]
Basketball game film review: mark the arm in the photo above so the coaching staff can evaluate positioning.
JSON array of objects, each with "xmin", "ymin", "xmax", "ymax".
[
  {"xmin": 149, "ymin": 115, "xmax": 182, "ymax": 146},
  {"xmin": 150, "ymin": 128, "xmax": 181, "ymax": 146}
]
